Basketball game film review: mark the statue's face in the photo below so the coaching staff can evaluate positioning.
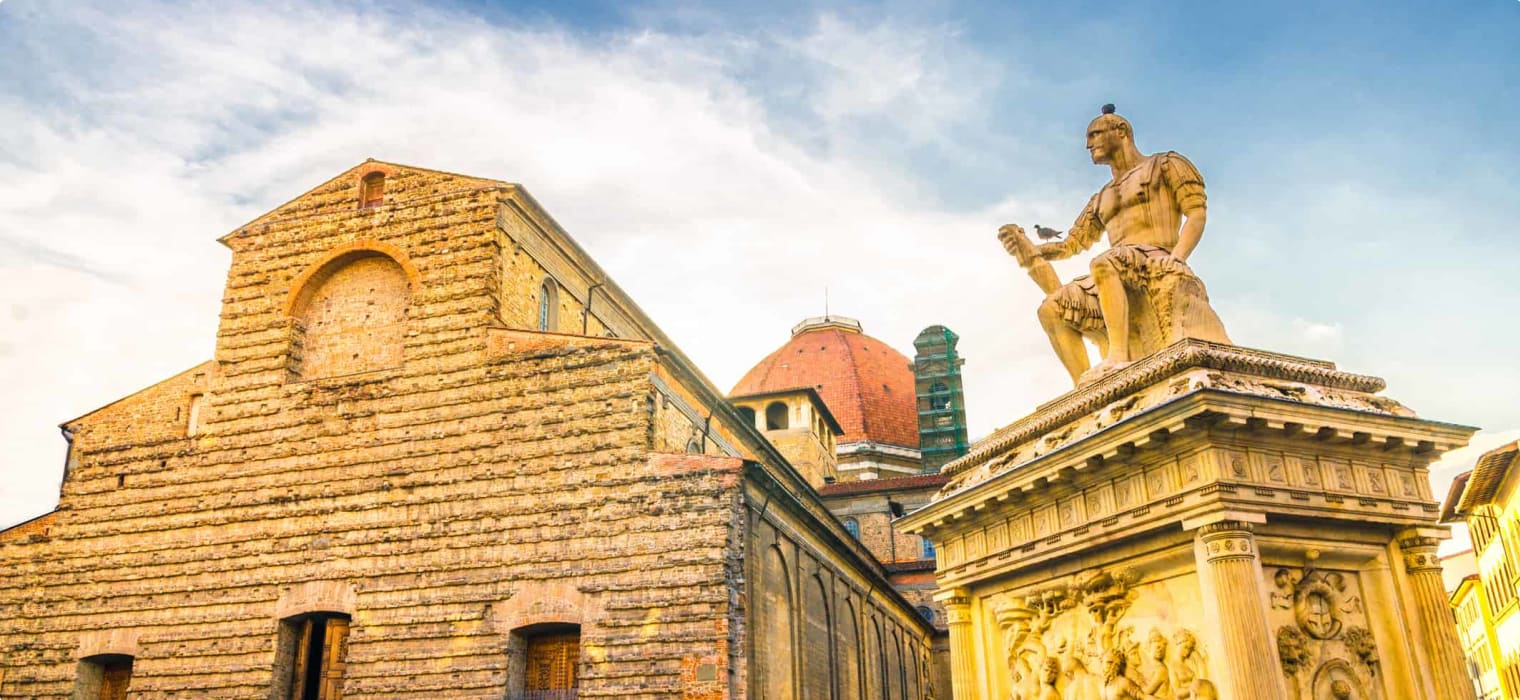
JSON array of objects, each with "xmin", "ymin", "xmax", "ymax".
[{"xmin": 1086, "ymin": 122, "xmax": 1125, "ymax": 165}]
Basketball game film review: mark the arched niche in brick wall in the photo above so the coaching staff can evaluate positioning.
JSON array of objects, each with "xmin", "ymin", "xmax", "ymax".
[{"xmin": 285, "ymin": 242, "xmax": 420, "ymax": 380}]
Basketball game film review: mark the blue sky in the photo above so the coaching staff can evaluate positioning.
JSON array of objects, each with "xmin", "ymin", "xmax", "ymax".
[{"xmin": 1, "ymin": 0, "xmax": 1517, "ymax": 531}]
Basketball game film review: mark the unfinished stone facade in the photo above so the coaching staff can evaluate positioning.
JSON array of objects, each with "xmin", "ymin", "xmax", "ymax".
[{"xmin": 0, "ymin": 162, "xmax": 936, "ymax": 699}]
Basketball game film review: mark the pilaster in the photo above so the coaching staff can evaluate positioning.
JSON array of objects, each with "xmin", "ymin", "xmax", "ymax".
[
  {"xmin": 1195, "ymin": 520, "xmax": 1287, "ymax": 700},
  {"xmin": 1396, "ymin": 529, "xmax": 1475, "ymax": 700},
  {"xmin": 935, "ymin": 588, "xmax": 977, "ymax": 700}
]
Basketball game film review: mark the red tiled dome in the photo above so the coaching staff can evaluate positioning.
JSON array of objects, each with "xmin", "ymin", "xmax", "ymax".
[{"xmin": 731, "ymin": 317, "xmax": 919, "ymax": 449}]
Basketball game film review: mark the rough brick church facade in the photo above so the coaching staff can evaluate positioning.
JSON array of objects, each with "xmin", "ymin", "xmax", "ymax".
[{"xmin": 0, "ymin": 162, "xmax": 937, "ymax": 699}]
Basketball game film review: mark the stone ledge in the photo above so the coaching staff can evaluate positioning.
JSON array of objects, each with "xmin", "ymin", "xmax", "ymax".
[{"xmin": 942, "ymin": 341, "xmax": 1397, "ymax": 481}]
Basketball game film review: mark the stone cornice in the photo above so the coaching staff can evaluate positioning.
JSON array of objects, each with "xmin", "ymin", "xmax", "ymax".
[{"xmin": 942, "ymin": 341, "xmax": 1393, "ymax": 480}]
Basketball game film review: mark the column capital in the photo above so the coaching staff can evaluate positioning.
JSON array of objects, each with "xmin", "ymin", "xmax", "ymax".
[
  {"xmin": 933, "ymin": 587, "xmax": 972, "ymax": 609},
  {"xmin": 1198, "ymin": 520, "xmax": 1257, "ymax": 563},
  {"xmin": 1396, "ymin": 526, "xmax": 1450, "ymax": 553}
]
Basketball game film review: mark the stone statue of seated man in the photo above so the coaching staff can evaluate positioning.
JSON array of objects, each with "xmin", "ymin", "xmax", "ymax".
[{"xmin": 999, "ymin": 105, "xmax": 1231, "ymax": 386}]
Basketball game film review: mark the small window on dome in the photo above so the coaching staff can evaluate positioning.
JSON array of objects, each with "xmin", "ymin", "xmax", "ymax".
[
  {"xmin": 843, "ymin": 517, "xmax": 860, "ymax": 540},
  {"xmin": 360, "ymin": 172, "xmax": 385, "ymax": 209}
]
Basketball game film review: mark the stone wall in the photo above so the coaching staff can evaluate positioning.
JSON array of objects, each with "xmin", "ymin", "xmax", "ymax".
[{"xmin": 746, "ymin": 486, "xmax": 936, "ymax": 699}]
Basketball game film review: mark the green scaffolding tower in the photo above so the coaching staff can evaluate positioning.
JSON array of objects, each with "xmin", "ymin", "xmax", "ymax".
[{"xmin": 912, "ymin": 325, "xmax": 969, "ymax": 472}]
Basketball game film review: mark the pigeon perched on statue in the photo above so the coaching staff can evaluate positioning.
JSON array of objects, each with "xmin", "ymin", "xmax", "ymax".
[{"xmin": 1033, "ymin": 225, "xmax": 1064, "ymax": 241}]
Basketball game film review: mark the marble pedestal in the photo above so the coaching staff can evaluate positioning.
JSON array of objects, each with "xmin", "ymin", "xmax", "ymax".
[{"xmin": 899, "ymin": 341, "xmax": 1476, "ymax": 700}]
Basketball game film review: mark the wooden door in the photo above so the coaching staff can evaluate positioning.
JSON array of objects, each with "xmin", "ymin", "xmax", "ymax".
[
  {"xmin": 525, "ymin": 633, "xmax": 579, "ymax": 695},
  {"xmin": 318, "ymin": 618, "xmax": 349, "ymax": 700},
  {"xmin": 98, "ymin": 660, "xmax": 132, "ymax": 700},
  {"xmin": 288, "ymin": 619, "xmax": 314, "ymax": 700}
]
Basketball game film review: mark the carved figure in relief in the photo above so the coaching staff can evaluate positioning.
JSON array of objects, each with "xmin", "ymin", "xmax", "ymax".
[
  {"xmin": 1141, "ymin": 629, "xmax": 1172, "ymax": 699},
  {"xmin": 1271, "ymin": 569, "xmax": 1295, "ymax": 610},
  {"xmin": 998, "ymin": 104, "xmax": 1231, "ymax": 386},
  {"xmin": 998, "ymin": 569, "xmax": 1211, "ymax": 700},
  {"xmin": 1167, "ymin": 630, "xmax": 1216, "ymax": 700},
  {"xmin": 1100, "ymin": 649, "xmax": 1151, "ymax": 700},
  {"xmin": 1032, "ymin": 658, "xmax": 1062, "ymax": 700}
]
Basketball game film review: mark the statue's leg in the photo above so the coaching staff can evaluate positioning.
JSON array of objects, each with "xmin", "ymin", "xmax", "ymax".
[
  {"xmin": 1090, "ymin": 255, "xmax": 1131, "ymax": 364},
  {"xmin": 1038, "ymin": 298, "xmax": 1090, "ymax": 384}
]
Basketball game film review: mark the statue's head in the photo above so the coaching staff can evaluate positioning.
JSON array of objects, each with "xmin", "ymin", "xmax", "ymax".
[
  {"xmin": 1147, "ymin": 628, "xmax": 1168, "ymax": 659},
  {"xmin": 1330, "ymin": 679, "xmax": 1352, "ymax": 699},
  {"xmin": 1172, "ymin": 628, "xmax": 1197, "ymax": 655},
  {"xmin": 1041, "ymin": 657, "xmax": 1061, "ymax": 684},
  {"xmin": 1103, "ymin": 648, "xmax": 1127, "ymax": 680},
  {"xmin": 1086, "ymin": 103, "xmax": 1134, "ymax": 165}
]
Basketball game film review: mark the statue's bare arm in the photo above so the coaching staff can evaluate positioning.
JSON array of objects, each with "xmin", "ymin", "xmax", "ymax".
[{"xmin": 1039, "ymin": 193, "xmax": 1103, "ymax": 261}]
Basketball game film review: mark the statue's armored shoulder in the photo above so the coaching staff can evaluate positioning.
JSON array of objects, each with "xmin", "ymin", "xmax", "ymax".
[{"xmin": 1156, "ymin": 151, "xmax": 1206, "ymax": 210}]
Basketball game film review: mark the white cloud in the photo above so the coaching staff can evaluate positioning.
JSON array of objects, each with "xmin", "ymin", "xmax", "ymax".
[{"xmin": 0, "ymin": 2, "xmax": 1050, "ymax": 527}]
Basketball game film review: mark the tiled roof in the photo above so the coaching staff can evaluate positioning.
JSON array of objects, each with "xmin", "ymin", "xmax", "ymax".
[
  {"xmin": 1455, "ymin": 442, "xmax": 1520, "ymax": 516},
  {"xmin": 817, "ymin": 473, "xmax": 950, "ymax": 497},
  {"xmin": 883, "ymin": 559, "xmax": 936, "ymax": 573},
  {"xmin": 732, "ymin": 319, "xmax": 919, "ymax": 448},
  {"xmin": 1440, "ymin": 470, "xmax": 1472, "ymax": 523}
]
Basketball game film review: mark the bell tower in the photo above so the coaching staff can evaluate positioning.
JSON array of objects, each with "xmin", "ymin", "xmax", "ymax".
[{"xmin": 912, "ymin": 325, "xmax": 968, "ymax": 472}]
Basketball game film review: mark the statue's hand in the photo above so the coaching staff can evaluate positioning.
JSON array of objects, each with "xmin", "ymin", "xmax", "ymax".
[{"xmin": 998, "ymin": 224, "xmax": 1038, "ymax": 267}]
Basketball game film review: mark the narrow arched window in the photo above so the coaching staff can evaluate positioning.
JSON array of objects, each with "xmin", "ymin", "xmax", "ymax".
[
  {"xmin": 538, "ymin": 279, "xmax": 559, "ymax": 332},
  {"xmin": 359, "ymin": 172, "xmax": 384, "ymax": 209},
  {"xmin": 737, "ymin": 406, "xmax": 757, "ymax": 429},
  {"xmin": 843, "ymin": 517, "xmax": 860, "ymax": 540},
  {"xmin": 921, "ymin": 538, "xmax": 936, "ymax": 560},
  {"xmin": 686, "ymin": 438, "xmax": 703, "ymax": 454},
  {"xmin": 765, "ymin": 402, "xmax": 789, "ymax": 430},
  {"xmin": 916, "ymin": 606, "xmax": 934, "ymax": 623}
]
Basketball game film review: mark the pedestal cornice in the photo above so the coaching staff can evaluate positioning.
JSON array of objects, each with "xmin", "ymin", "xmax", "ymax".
[{"xmin": 897, "ymin": 344, "xmax": 1476, "ymax": 588}]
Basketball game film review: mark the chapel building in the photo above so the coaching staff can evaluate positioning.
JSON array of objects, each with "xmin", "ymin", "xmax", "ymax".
[
  {"xmin": 726, "ymin": 315, "xmax": 976, "ymax": 693},
  {"xmin": 0, "ymin": 162, "xmax": 940, "ymax": 700}
]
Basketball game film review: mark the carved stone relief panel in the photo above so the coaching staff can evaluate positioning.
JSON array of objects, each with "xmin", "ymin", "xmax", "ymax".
[
  {"xmin": 1035, "ymin": 506, "xmax": 1057, "ymax": 538},
  {"xmin": 1222, "ymin": 450, "xmax": 1250, "ymax": 481},
  {"xmin": 1319, "ymin": 458, "xmax": 1356, "ymax": 493},
  {"xmin": 1146, "ymin": 465, "xmax": 1173, "ymax": 500},
  {"xmin": 1269, "ymin": 566, "xmax": 1379, "ymax": 700},
  {"xmin": 989, "ymin": 522, "xmax": 1010, "ymax": 552},
  {"xmin": 1114, "ymin": 475, "xmax": 1142, "ymax": 510},
  {"xmin": 1353, "ymin": 462, "xmax": 1387, "ymax": 497},
  {"xmin": 1179, "ymin": 455, "xmax": 1204, "ymax": 486},
  {"xmin": 967, "ymin": 529, "xmax": 987, "ymax": 559},
  {"xmin": 1291, "ymin": 456, "xmax": 1322, "ymax": 488},
  {"xmin": 991, "ymin": 568, "xmax": 1215, "ymax": 700},
  {"xmin": 1011, "ymin": 514, "xmax": 1033, "ymax": 546},
  {"xmin": 1258, "ymin": 452, "xmax": 1288, "ymax": 485}
]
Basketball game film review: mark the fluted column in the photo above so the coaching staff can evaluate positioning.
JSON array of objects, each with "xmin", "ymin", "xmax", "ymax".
[
  {"xmin": 935, "ymin": 588, "xmax": 978, "ymax": 700},
  {"xmin": 1197, "ymin": 521, "xmax": 1287, "ymax": 700},
  {"xmin": 1398, "ymin": 530, "xmax": 1476, "ymax": 700}
]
